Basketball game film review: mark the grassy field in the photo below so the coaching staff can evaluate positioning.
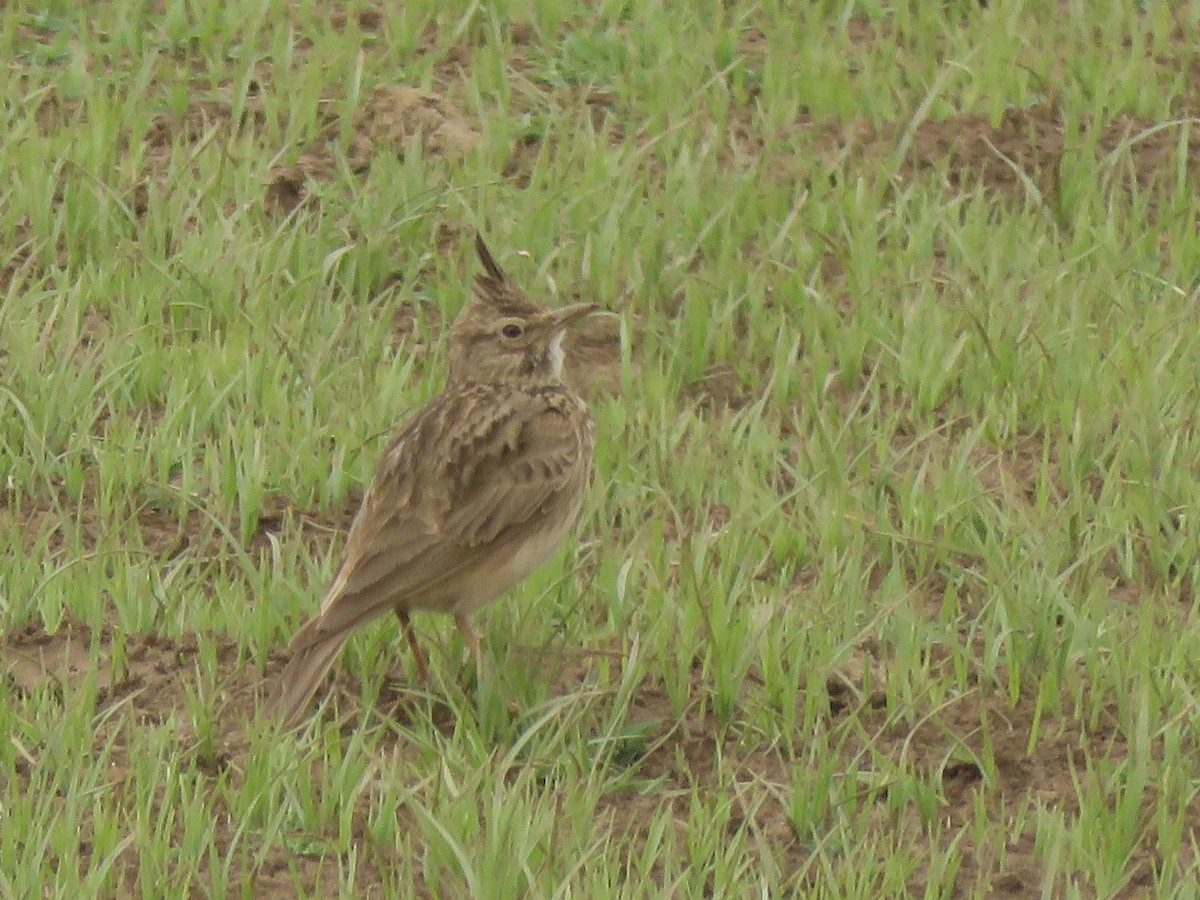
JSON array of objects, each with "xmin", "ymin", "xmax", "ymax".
[{"xmin": 4, "ymin": 0, "xmax": 1200, "ymax": 895}]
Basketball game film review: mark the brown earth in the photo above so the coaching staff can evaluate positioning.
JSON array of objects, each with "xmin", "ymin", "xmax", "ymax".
[
  {"xmin": 2, "ymin": 617, "xmax": 387, "ymax": 898},
  {"xmin": 5, "ymin": 611, "xmax": 1195, "ymax": 896},
  {"xmin": 1, "ymin": 468, "xmax": 359, "ymax": 562},
  {"xmin": 265, "ymin": 85, "xmax": 480, "ymax": 213},
  {"xmin": 793, "ymin": 101, "xmax": 1200, "ymax": 219}
]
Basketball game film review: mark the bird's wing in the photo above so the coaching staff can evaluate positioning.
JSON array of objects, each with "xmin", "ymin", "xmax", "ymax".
[
  {"xmin": 443, "ymin": 393, "xmax": 591, "ymax": 546},
  {"xmin": 289, "ymin": 385, "xmax": 589, "ymax": 650}
]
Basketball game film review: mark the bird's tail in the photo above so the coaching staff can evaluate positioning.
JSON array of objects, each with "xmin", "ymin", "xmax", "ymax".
[{"xmin": 275, "ymin": 623, "xmax": 352, "ymax": 730}]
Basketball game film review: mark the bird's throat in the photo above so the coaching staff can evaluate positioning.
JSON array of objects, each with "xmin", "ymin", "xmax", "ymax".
[{"xmin": 548, "ymin": 329, "xmax": 566, "ymax": 378}]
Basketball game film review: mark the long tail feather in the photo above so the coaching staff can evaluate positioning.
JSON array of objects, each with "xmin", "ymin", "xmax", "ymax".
[{"xmin": 275, "ymin": 627, "xmax": 352, "ymax": 729}]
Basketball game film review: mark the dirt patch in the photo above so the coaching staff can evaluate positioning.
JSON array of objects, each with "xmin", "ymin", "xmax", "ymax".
[
  {"xmin": 845, "ymin": 16, "xmax": 887, "ymax": 49},
  {"xmin": 1, "ymin": 469, "xmax": 359, "ymax": 566},
  {"xmin": 1, "ymin": 210, "xmax": 72, "ymax": 293},
  {"xmin": 1, "ymin": 616, "xmax": 390, "ymax": 897},
  {"xmin": 327, "ymin": 6, "xmax": 387, "ymax": 34},
  {"xmin": 904, "ymin": 105, "xmax": 1068, "ymax": 199},
  {"xmin": 882, "ymin": 422, "xmax": 1065, "ymax": 514},
  {"xmin": 798, "ymin": 103, "xmax": 1200, "ymax": 215},
  {"xmin": 736, "ymin": 15, "xmax": 885, "ymax": 95},
  {"xmin": 499, "ymin": 35, "xmax": 628, "ymax": 189},
  {"xmin": 17, "ymin": 82, "xmax": 84, "ymax": 134},
  {"xmin": 500, "ymin": 132, "xmax": 544, "ymax": 189},
  {"xmin": 389, "ymin": 297, "xmax": 442, "ymax": 353},
  {"xmin": 267, "ymin": 85, "xmax": 480, "ymax": 212},
  {"xmin": 565, "ymin": 311, "xmax": 624, "ymax": 397},
  {"xmin": 601, "ymin": 646, "xmax": 1200, "ymax": 896},
  {"xmin": 971, "ymin": 432, "xmax": 1062, "ymax": 509},
  {"xmin": 1, "ymin": 222, "xmax": 41, "ymax": 293},
  {"xmin": 143, "ymin": 99, "xmax": 248, "ymax": 151},
  {"xmin": 4, "ymin": 618, "xmax": 250, "ymax": 723},
  {"xmin": 683, "ymin": 364, "xmax": 752, "ymax": 413},
  {"xmin": 595, "ymin": 657, "xmax": 1200, "ymax": 897},
  {"xmin": 133, "ymin": 94, "xmax": 267, "ymax": 217},
  {"xmin": 6, "ymin": 605, "xmax": 1196, "ymax": 895},
  {"xmin": 892, "ymin": 425, "xmax": 1192, "ymax": 608}
]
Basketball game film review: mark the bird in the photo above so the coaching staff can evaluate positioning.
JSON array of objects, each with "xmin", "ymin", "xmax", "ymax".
[{"xmin": 274, "ymin": 233, "xmax": 600, "ymax": 729}]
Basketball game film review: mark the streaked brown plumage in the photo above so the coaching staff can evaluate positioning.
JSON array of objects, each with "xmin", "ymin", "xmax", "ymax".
[{"xmin": 275, "ymin": 234, "xmax": 598, "ymax": 729}]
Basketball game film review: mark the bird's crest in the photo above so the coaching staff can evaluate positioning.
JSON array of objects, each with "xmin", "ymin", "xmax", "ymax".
[{"xmin": 471, "ymin": 233, "xmax": 543, "ymax": 317}]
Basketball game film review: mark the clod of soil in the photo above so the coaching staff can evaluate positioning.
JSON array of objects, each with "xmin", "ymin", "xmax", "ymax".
[
  {"xmin": 267, "ymin": 85, "xmax": 480, "ymax": 212},
  {"xmin": 565, "ymin": 312, "xmax": 624, "ymax": 397}
]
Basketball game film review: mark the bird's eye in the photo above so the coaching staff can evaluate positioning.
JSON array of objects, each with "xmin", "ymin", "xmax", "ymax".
[{"xmin": 501, "ymin": 323, "xmax": 523, "ymax": 339}]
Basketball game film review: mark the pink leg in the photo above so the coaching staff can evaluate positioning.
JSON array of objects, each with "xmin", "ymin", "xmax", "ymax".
[
  {"xmin": 395, "ymin": 608, "xmax": 430, "ymax": 682},
  {"xmin": 455, "ymin": 612, "xmax": 483, "ymax": 680}
]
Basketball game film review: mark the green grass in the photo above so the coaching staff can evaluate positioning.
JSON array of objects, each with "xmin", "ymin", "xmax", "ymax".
[{"xmin": 5, "ymin": 0, "xmax": 1200, "ymax": 895}]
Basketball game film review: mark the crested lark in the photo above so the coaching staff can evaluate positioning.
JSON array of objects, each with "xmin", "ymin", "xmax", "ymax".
[{"xmin": 275, "ymin": 234, "xmax": 599, "ymax": 728}]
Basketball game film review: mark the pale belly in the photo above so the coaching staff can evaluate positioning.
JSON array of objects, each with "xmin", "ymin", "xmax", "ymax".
[
  {"xmin": 398, "ymin": 493, "xmax": 583, "ymax": 617},
  {"xmin": 450, "ymin": 519, "xmax": 573, "ymax": 616}
]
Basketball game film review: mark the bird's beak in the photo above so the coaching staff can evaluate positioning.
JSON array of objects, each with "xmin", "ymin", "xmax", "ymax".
[{"xmin": 540, "ymin": 302, "xmax": 601, "ymax": 332}]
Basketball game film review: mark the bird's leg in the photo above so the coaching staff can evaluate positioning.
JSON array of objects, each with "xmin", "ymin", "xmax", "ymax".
[
  {"xmin": 454, "ymin": 612, "xmax": 484, "ymax": 682},
  {"xmin": 394, "ymin": 608, "xmax": 430, "ymax": 682}
]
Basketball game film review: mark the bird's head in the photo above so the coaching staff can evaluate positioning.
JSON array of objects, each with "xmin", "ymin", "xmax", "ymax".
[{"xmin": 447, "ymin": 235, "xmax": 599, "ymax": 384}]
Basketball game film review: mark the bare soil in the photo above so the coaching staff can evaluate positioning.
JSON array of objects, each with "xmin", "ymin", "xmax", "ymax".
[
  {"xmin": 266, "ymin": 85, "xmax": 479, "ymax": 212},
  {"xmin": 6, "ymin": 610, "xmax": 1196, "ymax": 896},
  {"xmin": 3, "ymin": 617, "xmax": 391, "ymax": 898},
  {"xmin": 797, "ymin": 101, "xmax": 1200, "ymax": 218},
  {"xmin": 0, "ymin": 469, "xmax": 358, "ymax": 561}
]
